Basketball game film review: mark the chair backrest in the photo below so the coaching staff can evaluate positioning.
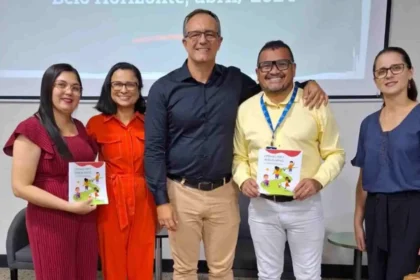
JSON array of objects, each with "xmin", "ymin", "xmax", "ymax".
[{"xmin": 6, "ymin": 207, "xmax": 28, "ymax": 266}]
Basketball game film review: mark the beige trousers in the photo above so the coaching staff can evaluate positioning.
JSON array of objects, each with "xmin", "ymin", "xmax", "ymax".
[{"xmin": 167, "ymin": 178, "xmax": 241, "ymax": 280}]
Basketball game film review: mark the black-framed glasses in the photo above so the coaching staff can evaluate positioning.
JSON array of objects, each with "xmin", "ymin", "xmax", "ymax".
[
  {"xmin": 111, "ymin": 81, "xmax": 138, "ymax": 91},
  {"xmin": 54, "ymin": 81, "xmax": 82, "ymax": 94},
  {"xmin": 374, "ymin": 63, "xmax": 405, "ymax": 79},
  {"xmin": 258, "ymin": 59, "xmax": 294, "ymax": 73},
  {"xmin": 184, "ymin": 30, "xmax": 219, "ymax": 42}
]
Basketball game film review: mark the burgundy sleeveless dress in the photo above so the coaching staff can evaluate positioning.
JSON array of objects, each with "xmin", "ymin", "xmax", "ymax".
[{"xmin": 3, "ymin": 116, "xmax": 99, "ymax": 280}]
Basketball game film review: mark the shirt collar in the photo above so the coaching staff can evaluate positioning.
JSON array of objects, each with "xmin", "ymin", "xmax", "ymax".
[
  {"xmin": 262, "ymin": 83, "xmax": 300, "ymax": 107},
  {"xmin": 103, "ymin": 111, "xmax": 144, "ymax": 122},
  {"xmin": 174, "ymin": 59, "xmax": 223, "ymax": 82}
]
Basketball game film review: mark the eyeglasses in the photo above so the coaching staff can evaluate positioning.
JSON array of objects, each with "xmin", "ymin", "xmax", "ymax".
[
  {"xmin": 111, "ymin": 81, "xmax": 138, "ymax": 91},
  {"xmin": 54, "ymin": 82, "xmax": 82, "ymax": 94},
  {"xmin": 258, "ymin": 59, "xmax": 294, "ymax": 73},
  {"xmin": 374, "ymin": 63, "xmax": 405, "ymax": 79},
  {"xmin": 184, "ymin": 31, "xmax": 219, "ymax": 42}
]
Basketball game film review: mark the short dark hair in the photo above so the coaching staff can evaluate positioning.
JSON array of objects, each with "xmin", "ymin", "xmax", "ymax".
[
  {"xmin": 37, "ymin": 63, "xmax": 82, "ymax": 160},
  {"xmin": 94, "ymin": 62, "xmax": 146, "ymax": 115},
  {"xmin": 183, "ymin": 9, "xmax": 221, "ymax": 37},
  {"xmin": 373, "ymin": 46, "xmax": 418, "ymax": 102},
  {"xmin": 257, "ymin": 40, "xmax": 295, "ymax": 66}
]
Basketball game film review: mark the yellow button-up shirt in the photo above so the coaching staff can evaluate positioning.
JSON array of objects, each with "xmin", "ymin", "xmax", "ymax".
[{"xmin": 233, "ymin": 85, "xmax": 345, "ymax": 189}]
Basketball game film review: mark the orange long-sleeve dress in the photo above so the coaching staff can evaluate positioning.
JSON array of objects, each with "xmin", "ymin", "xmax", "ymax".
[{"xmin": 86, "ymin": 112, "xmax": 156, "ymax": 280}]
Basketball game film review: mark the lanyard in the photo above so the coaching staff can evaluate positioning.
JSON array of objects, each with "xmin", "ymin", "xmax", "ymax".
[{"xmin": 260, "ymin": 82, "xmax": 298, "ymax": 147}]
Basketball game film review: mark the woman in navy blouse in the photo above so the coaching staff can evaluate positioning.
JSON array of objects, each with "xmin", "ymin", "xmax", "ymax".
[{"xmin": 352, "ymin": 46, "xmax": 420, "ymax": 280}]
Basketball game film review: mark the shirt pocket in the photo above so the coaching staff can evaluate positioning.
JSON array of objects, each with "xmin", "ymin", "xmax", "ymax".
[
  {"xmin": 97, "ymin": 135, "xmax": 123, "ymax": 161},
  {"xmin": 132, "ymin": 131, "xmax": 145, "ymax": 161},
  {"xmin": 280, "ymin": 109, "xmax": 318, "ymax": 144}
]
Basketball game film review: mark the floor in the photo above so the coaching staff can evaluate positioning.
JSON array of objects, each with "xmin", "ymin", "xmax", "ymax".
[{"xmin": 0, "ymin": 269, "xmax": 352, "ymax": 280}]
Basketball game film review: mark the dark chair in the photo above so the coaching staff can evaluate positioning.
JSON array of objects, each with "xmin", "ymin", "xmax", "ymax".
[
  {"xmin": 5, "ymin": 207, "xmax": 103, "ymax": 280},
  {"xmin": 233, "ymin": 194, "xmax": 295, "ymax": 280},
  {"xmin": 155, "ymin": 228, "xmax": 169, "ymax": 280},
  {"xmin": 6, "ymin": 207, "xmax": 163, "ymax": 280},
  {"xmin": 6, "ymin": 207, "xmax": 32, "ymax": 280}
]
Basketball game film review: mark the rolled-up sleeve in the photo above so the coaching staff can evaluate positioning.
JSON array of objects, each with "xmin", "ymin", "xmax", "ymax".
[
  {"xmin": 144, "ymin": 82, "xmax": 169, "ymax": 206},
  {"xmin": 312, "ymin": 104, "xmax": 346, "ymax": 188}
]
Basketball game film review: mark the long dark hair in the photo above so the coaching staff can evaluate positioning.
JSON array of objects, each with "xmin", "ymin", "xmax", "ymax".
[
  {"xmin": 36, "ymin": 63, "xmax": 82, "ymax": 160},
  {"xmin": 94, "ymin": 62, "xmax": 146, "ymax": 115},
  {"xmin": 373, "ymin": 47, "xmax": 418, "ymax": 102}
]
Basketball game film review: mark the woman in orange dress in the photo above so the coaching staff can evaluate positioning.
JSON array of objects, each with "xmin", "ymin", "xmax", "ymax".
[{"xmin": 86, "ymin": 62, "xmax": 157, "ymax": 280}]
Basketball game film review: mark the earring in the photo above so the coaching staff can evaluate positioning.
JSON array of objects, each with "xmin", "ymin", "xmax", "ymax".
[{"xmin": 408, "ymin": 80, "xmax": 411, "ymax": 89}]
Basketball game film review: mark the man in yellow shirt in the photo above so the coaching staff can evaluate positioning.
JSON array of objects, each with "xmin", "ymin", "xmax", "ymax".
[{"xmin": 233, "ymin": 40, "xmax": 345, "ymax": 280}]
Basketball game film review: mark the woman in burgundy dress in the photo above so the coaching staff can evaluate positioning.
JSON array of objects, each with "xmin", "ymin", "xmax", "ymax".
[{"xmin": 3, "ymin": 64, "xmax": 99, "ymax": 280}]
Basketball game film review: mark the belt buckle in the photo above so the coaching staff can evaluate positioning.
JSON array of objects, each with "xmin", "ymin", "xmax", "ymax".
[
  {"xmin": 198, "ymin": 181, "xmax": 213, "ymax": 190},
  {"xmin": 272, "ymin": 195, "xmax": 277, "ymax": 202}
]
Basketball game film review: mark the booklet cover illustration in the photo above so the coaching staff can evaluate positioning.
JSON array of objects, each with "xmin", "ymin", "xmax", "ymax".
[
  {"xmin": 256, "ymin": 149, "xmax": 303, "ymax": 196},
  {"xmin": 69, "ymin": 161, "xmax": 108, "ymax": 205}
]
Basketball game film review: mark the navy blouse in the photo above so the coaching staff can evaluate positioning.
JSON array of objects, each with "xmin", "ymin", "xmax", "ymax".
[{"xmin": 351, "ymin": 104, "xmax": 420, "ymax": 193}]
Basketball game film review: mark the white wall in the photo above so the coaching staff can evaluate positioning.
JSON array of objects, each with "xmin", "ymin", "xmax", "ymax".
[{"xmin": 0, "ymin": 1, "xmax": 419, "ymax": 266}]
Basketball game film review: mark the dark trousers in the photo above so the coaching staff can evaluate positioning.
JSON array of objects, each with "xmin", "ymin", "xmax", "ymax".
[{"xmin": 365, "ymin": 191, "xmax": 420, "ymax": 280}]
